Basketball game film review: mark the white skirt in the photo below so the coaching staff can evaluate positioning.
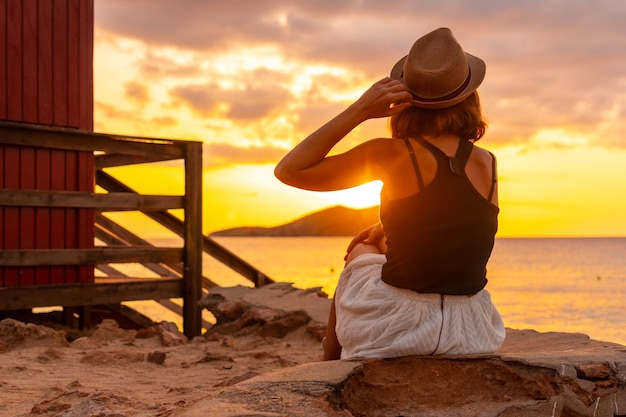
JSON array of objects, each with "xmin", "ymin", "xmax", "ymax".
[{"xmin": 334, "ymin": 253, "xmax": 506, "ymax": 360}]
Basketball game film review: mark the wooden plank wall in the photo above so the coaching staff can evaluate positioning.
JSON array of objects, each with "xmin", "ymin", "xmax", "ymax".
[{"xmin": 0, "ymin": 0, "xmax": 95, "ymax": 286}]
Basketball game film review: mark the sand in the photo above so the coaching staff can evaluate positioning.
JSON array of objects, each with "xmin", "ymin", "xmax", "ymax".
[
  {"xmin": 0, "ymin": 322, "xmax": 327, "ymax": 416},
  {"xmin": 0, "ymin": 284, "xmax": 329, "ymax": 416},
  {"xmin": 2, "ymin": 283, "xmax": 626, "ymax": 417}
]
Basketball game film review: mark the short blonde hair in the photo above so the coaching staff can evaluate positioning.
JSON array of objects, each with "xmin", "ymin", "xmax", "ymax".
[{"xmin": 390, "ymin": 92, "xmax": 487, "ymax": 141}]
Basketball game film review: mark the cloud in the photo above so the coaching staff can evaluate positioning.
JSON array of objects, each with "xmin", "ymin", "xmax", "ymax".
[
  {"xmin": 170, "ymin": 83, "xmax": 219, "ymax": 116},
  {"xmin": 170, "ymin": 68, "xmax": 294, "ymax": 120},
  {"xmin": 94, "ymin": 0, "xmax": 626, "ymax": 166},
  {"xmin": 124, "ymin": 81, "xmax": 150, "ymax": 102},
  {"xmin": 203, "ymin": 142, "xmax": 287, "ymax": 167}
]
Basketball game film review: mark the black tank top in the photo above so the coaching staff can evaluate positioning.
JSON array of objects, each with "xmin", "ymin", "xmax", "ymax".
[{"xmin": 380, "ymin": 136, "xmax": 498, "ymax": 295}]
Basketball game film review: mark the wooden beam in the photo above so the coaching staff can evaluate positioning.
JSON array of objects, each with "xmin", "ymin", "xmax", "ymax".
[
  {"xmin": 96, "ymin": 170, "xmax": 275, "ymax": 287},
  {"xmin": 95, "ymin": 228, "xmax": 181, "ymax": 279},
  {"xmin": 95, "ymin": 215, "xmax": 199, "ymax": 281},
  {"xmin": 95, "ymin": 153, "xmax": 181, "ymax": 169},
  {"xmin": 95, "ymin": 213, "xmax": 158, "ymax": 246},
  {"xmin": 0, "ymin": 121, "xmax": 190, "ymax": 158},
  {"xmin": 0, "ymin": 189, "xmax": 183, "ymax": 210},
  {"xmin": 0, "ymin": 279, "xmax": 183, "ymax": 310},
  {"xmin": 101, "ymin": 303, "xmax": 156, "ymax": 328},
  {"xmin": 182, "ymin": 141, "xmax": 203, "ymax": 338},
  {"xmin": 0, "ymin": 247, "xmax": 182, "ymax": 266},
  {"xmin": 95, "ymin": 263, "xmax": 124, "ymax": 276}
]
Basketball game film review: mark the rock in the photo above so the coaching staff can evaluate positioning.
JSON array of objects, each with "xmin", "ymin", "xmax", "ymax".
[
  {"xmin": 574, "ymin": 377, "xmax": 597, "ymax": 393},
  {"xmin": 135, "ymin": 326, "xmax": 157, "ymax": 339},
  {"xmin": 156, "ymin": 321, "xmax": 189, "ymax": 346},
  {"xmin": 204, "ymin": 304, "xmax": 311, "ymax": 339},
  {"xmin": 195, "ymin": 351, "xmax": 234, "ymax": 364},
  {"xmin": 216, "ymin": 300, "xmax": 248, "ymax": 322},
  {"xmin": 240, "ymin": 306, "xmax": 282, "ymax": 326},
  {"xmin": 30, "ymin": 400, "xmax": 72, "ymax": 414},
  {"xmin": 171, "ymin": 329, "xmax": 626, "ymax": 417},
  {"xmin": 259, "ymin": 310, "xmax": 311, "ymax": 338},
  {"xmin": 201, "ymin": 285, "xmax": 316, "ymax": 339},
  {"xmin": 146, "ymin": 350, "xmax": 167, "ymax": 365},
  {"xmin": 206, "ymin": 283, "xmax": 332, "ymax": 324},
  {"xmin": 0, "ymin": 318, "xmax": 69, "ymax": 352},
  {"xmin": 198, "ymin": 293, "xmax": 229, "ymax": 324},
  {"xmin": 577, "ymin": 363, "xmax": 611, "ymax": 379}
]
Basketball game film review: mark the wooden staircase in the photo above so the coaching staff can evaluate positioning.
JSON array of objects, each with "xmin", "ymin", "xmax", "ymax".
[{"xmin": 0, "ymin": 121, "xmax": 274, "ymax": 338}]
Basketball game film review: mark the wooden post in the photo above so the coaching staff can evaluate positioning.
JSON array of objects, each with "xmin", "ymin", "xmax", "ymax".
[{"xmin": 182, "ymin": 142, "xmax": 203, "ymax": 338}]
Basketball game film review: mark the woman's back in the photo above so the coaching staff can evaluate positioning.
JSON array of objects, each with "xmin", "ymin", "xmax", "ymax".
[
  {"xmin": 381, "ymin": 134, "xmax": 497, "ymax": 206},
  {"xmin": 380, "ymin": 135, "xmax": 499, "ymax": 295}
]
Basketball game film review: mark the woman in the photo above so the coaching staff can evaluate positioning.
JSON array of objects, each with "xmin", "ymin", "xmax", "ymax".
[{"xmin": 275, "ymin": 28, "xmax": 505, "ymax": 360}]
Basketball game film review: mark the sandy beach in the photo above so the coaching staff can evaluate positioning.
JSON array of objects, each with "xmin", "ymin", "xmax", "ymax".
[
  {"xmin": 2, "ymin": 283, "xmax": 626, "ymax": 417},
  {"xmin": 0, "ymin": 284, "xmax": 330, "ymax": 416},
  {"xmin": 0, "ymin": 321, "xmax": 326, "ymax": 416}
]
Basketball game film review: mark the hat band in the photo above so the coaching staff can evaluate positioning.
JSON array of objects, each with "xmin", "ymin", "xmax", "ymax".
[{"xmin": 405, "ymin": 66, "xmax": 472, "ymax": 103}]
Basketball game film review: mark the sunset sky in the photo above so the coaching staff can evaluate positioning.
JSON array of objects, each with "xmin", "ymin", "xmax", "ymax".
[{"xmin": 93, "ymin": 1, "xmax": 626, "ymax": 237}]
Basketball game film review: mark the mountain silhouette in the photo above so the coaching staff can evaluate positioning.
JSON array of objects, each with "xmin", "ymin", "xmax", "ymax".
[{"xmin": 210, "ymin": 205, "xmax": 380, "ymax": 237}]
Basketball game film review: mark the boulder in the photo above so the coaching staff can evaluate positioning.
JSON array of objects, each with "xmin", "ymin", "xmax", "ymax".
[
  {"xmin": 172, "ymin": 329, "xmax": 626, "ymax": 417},
  {"xmin": 200, "ymin": 284, "xmax": 318, "ymax": 339}
]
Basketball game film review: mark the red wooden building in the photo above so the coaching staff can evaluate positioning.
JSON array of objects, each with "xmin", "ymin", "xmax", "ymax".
[
  {"xmin": 0, "ymin": 0, "xmax": 269, "ymax": 337},
  {"xmin": 1, "ymin": 0, "xmax": 95, "ymax": 285}
]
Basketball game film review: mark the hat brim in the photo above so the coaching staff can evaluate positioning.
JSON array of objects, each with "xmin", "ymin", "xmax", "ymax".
[{"xmin": 390, "ymin": 52, "xmax": 485, "ymax": 109}]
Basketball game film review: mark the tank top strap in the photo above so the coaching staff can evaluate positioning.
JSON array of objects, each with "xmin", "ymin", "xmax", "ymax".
[
  {"xmin": 487, "ymin": 151, "xmax": 497, "ymax": 202},
  {"xmin": 450, "ymin": 139, "xmax": 474, "ymax": 175},
  {"xmin": 414, "ymin": 135, "xmax": 469, "ymax": 176},
  {"xmin": 401, "ymin": 138, "xmax": 425, "ymax": 190},
  {"xmin": 413, "ymin": 136, "xmax": 446, "ymax": 160}
]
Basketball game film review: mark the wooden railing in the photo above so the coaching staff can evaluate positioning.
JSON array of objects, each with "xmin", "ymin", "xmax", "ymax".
[{"xmin": 0, "ymin": 121, "xmax": 274, "ymax": 338}]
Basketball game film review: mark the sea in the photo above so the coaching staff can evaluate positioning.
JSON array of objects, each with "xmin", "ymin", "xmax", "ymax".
[{"xmin": 128, "ymin": 237, "xmax": 626, "ymax": 346}]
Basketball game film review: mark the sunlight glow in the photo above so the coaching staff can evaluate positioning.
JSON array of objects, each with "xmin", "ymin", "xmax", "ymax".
[
  {"xmin": 97, "ymin": 146, "xmax": 626, "ymax": 238},
  {"xmin": 496, "ymin": 143, "xmax": 626, "ymax": 237},
  {"xmin": 316, "ymin": 181, "xmax": 383, "ymax": 209},
  {"xmin": 532, "ymin": 128, "xmax": 588, "ymax": 147},
  {"xmin": 213, "ymin": 46, "xmax": 287, "ymax": 75},
  {"xmin": 290, "ymin": 66, "xmax": 351, "ymax": 97}
]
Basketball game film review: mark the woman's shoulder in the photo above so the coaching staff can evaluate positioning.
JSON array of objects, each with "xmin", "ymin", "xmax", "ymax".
[
  {"xmin": 470, "ymin": 142, "xmax": 496, "ymax": 160},
  {"xmin": 362, "ymin": 137, "xmax": 407, "ymax": 155},
  {"xmin": 468, "ymin": 143, "xmax": 497, "ymax": 173},
  {"xmin": 359, "ymin": 138, "xmax": 416, "ymax": 174}
]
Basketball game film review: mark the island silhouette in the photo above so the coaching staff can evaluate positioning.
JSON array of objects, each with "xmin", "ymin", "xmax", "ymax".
[{"xmin": 210, "ymin": 206, "xmax": 380, "ymax": 237}]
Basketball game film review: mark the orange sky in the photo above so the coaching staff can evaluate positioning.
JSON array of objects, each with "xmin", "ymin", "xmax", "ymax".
[{"xmin": 93, "ymin": 1, "xmax": 626, "ymax": 237}]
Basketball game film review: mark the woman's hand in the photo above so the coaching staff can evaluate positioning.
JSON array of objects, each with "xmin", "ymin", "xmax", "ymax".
[
  {"xmin": 344, "ymin": 222, "xmax": 387, "ymax": 260},
  {"xmin": 350, "ymin": 78, "xmax": 413, "ymax": 120}
]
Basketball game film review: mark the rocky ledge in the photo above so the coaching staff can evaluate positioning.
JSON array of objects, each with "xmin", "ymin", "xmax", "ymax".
[
  {"xmin": 174, "ymin": 331, "xmax": 626, "ymax": 417},
  {"xmin": 177, "ymin": 283, "xmax": 626, "ymax": 417}
]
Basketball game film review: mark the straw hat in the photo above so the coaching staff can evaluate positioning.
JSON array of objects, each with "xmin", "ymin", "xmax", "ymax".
[{"xmin": 390, "ymin": 27, "xmax": 485, "ymax": 109}]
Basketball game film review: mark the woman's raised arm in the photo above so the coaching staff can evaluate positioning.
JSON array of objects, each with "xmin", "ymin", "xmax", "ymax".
[{"xmin": 274, "ymin": 78, "xmax": 412, "ymax": 191}]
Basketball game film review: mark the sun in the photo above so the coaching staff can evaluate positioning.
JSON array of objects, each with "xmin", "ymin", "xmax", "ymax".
[{"xmin": 318, "ymin": 181, "xmax": 383, "ymax": 209}]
